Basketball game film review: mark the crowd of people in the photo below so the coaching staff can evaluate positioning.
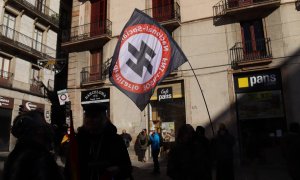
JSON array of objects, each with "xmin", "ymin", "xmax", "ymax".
[{"xmin": 2, "ymin": 104, "xmax": 300, "ymax": 180}]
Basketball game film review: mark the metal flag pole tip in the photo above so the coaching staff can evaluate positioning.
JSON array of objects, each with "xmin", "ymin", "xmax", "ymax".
[{"xmin": 187, "ymin": 60, "xmax": 215, "ymax": 136}]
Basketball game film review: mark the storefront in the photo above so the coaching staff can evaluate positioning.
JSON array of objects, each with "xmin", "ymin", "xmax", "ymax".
[
  {"xmin": 233, "ymin": 69, "xmax": 286, "ymax": 163},
  {"xmin": 81, "ymin": 88, "xmax": 110, "ymax": 112},
  {"xmin": 0, "ymin": 96, "xmax": 14, "ymax": 152},
  {"xmin": 22, "ymin": 100, "xmax": 45, "ymax": 112},
  {"xmin": 149, "ymin": 80, "xmax": 186, "ymax": 143}
]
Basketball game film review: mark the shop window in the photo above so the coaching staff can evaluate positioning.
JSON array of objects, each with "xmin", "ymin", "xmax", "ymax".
[{"xmin": 0, "ymin": 108, "xmax": 12, "ymax": 152}]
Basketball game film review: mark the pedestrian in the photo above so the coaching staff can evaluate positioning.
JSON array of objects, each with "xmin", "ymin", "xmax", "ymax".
[
  {"xmin": 121, "ymin": 129, "xmax": 132, "ymax": 148},
  {"xmin": 3, "ymin": 110, "xmax": 64, "ymax": 180},
  {"xmin": 149, "ymin": 129, "xmax": 161, "ymax": 174},
  {"xmin": 282, "ymin": 122, "xmax": 300, "ymax": 180},
  {"xmin": 196, "ymin": 126, "xmax": 212, "ymax": 180},
  {"xmin": 167, "ymin": 124, "xmax": 209, "ymax": 180},
  {"xmin": 212, "ymin": 123, "xmax": 235, "ymax": 180},
  {"xmin": 66, "ymin": 103, "xmax": 132, "ymax": 180},
  {"xmin": 134, "ymin": 129, "xmax": 148, "ymax": 162}
]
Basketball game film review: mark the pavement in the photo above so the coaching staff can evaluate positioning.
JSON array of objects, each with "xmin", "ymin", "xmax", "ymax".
[
  {"xmin": 0, "ymin": 153, "xmax": 293, "ymax": 180},
  {"xmin": 131, "ymin": 158, "xmax": 171, "ymax": 180}
]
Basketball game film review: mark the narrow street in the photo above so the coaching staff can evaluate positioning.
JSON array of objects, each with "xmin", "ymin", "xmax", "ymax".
[{"xmin": 131, "ymin": 159, "xmax": 170, "ymax": 180}]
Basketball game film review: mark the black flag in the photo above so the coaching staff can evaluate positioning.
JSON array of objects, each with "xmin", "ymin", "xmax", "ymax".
[{"xmin": 109, "ymin": 9, "xmax": 187, "ymax": 111}]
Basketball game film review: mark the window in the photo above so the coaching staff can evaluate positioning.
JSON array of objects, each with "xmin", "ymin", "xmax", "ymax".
[
  {"xmin": 152, "ymin": 0, "xmax": 174, "ymax": 21},
  {"xmin": 89, "ymin": 50, "xmax": 102, "ymax": 81},
  {"xmin": 240, "ymin": 19, "xmax": 266, "ymax": 57},
  {"xmin": 33, "ymin": 28, "xmax": 43, "ymax": 52},
  {"xmin": 90, "ymin": 0, "xmax": 107, "ymax": 36},
  {"xmin": 0, "ymin": 56, "xmax": 11, "ymax": 79},
  {"xmin": 3, "ymin": 12, "xmax": 16, "ymax": 39},
  {"xmin": 31, "ymin": 65, "xmax": 41, "ymax": 81},
  {"xmin": 36, "ymin": 0, "xmax": 46, "ymax": 13}
]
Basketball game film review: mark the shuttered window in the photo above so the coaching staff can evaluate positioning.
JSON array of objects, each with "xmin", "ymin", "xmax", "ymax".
[{"xmin": 90, "ymin": 0, "xmax": 107, "ymax": 36}]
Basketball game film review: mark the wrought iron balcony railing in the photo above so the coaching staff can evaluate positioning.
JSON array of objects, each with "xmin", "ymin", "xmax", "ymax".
[
  {"xmin": 81, "ymin": 59, "xmax": 111, "ymax": 85},
  {"xmin": 7, "ymin": 0, "xmax": 59, "ymax": 27},
  {"xmin": 62, "ymin": 20, "xmax": 112, "ymax": 43},
  {"xmin": 0, "ymin": 70, "xmax": 13, "ymax": 87},
  {"xmin": 230, "ymin": 38, "xmax": 272, "ymax": 66},
  {"xmin": 0, "ymin": 25, "xmax": 55, "ymax": 59},
  {"xmin": 213, "ymin": 0, "xmax": 280, "ymax": 17},
  {"xmin": 143, "ymin": 2, "xmax": 181, "ymax": 23}
]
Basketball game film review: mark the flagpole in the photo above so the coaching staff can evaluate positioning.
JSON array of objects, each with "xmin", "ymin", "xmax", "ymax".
[{"xmin": 186, "ymin": 61, "xmax": 215, "ymax": 136}]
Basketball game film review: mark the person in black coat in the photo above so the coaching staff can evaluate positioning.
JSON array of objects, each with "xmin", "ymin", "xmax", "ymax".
[
  {"xmin": 212, "ymin": 123, "xmax": 235, "ymax": 180},
  {"xmin": 167, "ymin": 124, "xmax": 210, "ymax": 180},
  {"xmin": 68, "ymin": 103, "xmax": 132, "ymax": 180},
  {"xmin": 3, "ymin": 110, "xmax": 64, "ymax": 180}
]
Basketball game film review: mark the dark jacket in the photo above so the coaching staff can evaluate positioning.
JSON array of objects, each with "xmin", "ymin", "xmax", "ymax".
[
  {"xmin": 167, "ymin": 140, "xmax": 210, "ymax": 180},
  {"xmin": 76, "ymin": 122, "xmax": 132, "ymax": 180},
  {"xmin": 3, "ymin": 140, "xmax": 64, "ymax": 180}
]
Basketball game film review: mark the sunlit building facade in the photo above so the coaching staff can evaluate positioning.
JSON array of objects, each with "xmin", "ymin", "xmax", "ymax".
[
  {"xmin": 0, "ymin": 0, "xmax": 60, "ymax": 153},
  {"xmin": 64, "ymin": 0, "xmax": 300, "ymax": 166}
]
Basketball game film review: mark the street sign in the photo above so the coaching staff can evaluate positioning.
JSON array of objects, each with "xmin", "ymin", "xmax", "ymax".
[{"xmin": 57, "ymin": 89, "xmax": 70, "ymax": 105}]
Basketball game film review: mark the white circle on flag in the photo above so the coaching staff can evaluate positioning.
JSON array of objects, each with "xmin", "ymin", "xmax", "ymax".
[
  {"xmin": 112, "ymin": 24, "xmax": 171, "ymax": 94},
  {"xmin": 118, "ymin": 33, "xmax": 162, "ymax": 84}
]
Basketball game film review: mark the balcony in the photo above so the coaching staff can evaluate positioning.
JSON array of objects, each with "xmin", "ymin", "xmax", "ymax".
[
  {"xmin": 0, "ymin": 70, "xmax": 13, "ymax": 88},
  {"xmin": 61, "ymin": 20, "xmax": 112, "ymax": 52},
  {"xmin": 80, "ymin": 59, "xmax": 111, "ymax": 86},
  {"xmin": 296, "ymin": 0, "xmax": 300, "ymax": 11},
  {"xmin": 230, "ymin": 38, "xmax": 272, "ymax": 68},
  {"xmin": 30, "ymin": 79, "xmax": 44, "ymax": 95},
  {"xmin": 0, "ymin": 25, "xmax": 55, "ymax": 60},
  {"xmin": 143, "ymin": 2, "xmax": 181, "ymax": 32},
  {"xmin": 6, "ymin": 0, "xmax": 59, "ymax": 30},
  {"xmin": 213, "ymin": 0, "xmax": 280, "ymax": 25}
]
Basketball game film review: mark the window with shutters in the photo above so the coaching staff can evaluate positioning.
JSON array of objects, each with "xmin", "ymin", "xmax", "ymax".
[
  {"xmin": 152, "ymin": 0, "xmax": 174, "ymax": 22},
  {"xmin": 90, "ymin": 0, "xmax": 107, "ymax": 36},
  {"xmin": 89, "ymin": 50, "xmax": 103, "ymax": 81},
  {"xmin": 240, "ymin": 19, "xmax": 267, "ymax": 59}
]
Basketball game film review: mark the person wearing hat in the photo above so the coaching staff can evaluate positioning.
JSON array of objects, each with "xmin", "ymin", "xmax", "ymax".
[
  {"xmin": 3, "ymin": 110, "xmax": 64, "ymax": 180},
  {"xmin": 73, "ymin": 103, "xmax": 132, "ymax": 180}
]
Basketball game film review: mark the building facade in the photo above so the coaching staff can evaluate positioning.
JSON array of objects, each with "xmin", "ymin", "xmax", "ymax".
[
  {"xmin": 0, "ymin": 0, "xmax": 60, "ymax": 153},
  {"xmin": 64, "ymin": 0, "xmax": 300, "ymax": 165}
]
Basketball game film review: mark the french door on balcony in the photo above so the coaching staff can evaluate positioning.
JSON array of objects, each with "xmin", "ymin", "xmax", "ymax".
[
  {"xmin": 36, "ymin": 0, "xmax": 46, "ymax": 13},
  {"xmin": 0, "ymin": 56, "xmax": 10, "ymax": 79},
  {"xmin": 90, "ymin": 50, "xmax": 102, "ymax": 81},
  {"xmin": 33, "ymin": 28, "xmax": 43, "ymax": 52},
  {"xmin": 241, "ymin": 19, "xmax": 266, "ymax": 60},
  {"xmin": 90, "ymin": 0, "xmax": 107, "ymax": 36},
  {"xmin": 3, "ymin": 12, "xmax": 16, "ymax": 40},
  {"xmin": 152, "ymin": 0, "xmax": 174, "ymax": 22}
]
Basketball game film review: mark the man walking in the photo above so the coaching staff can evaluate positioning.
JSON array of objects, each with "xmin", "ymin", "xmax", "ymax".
[
  {"xmin": 121, "ymin": 129, "xmax": 132, "ymax": 148},
  {"xmin": 149, "ymin": 130, "xmax": 161, "ymax": 174}
]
